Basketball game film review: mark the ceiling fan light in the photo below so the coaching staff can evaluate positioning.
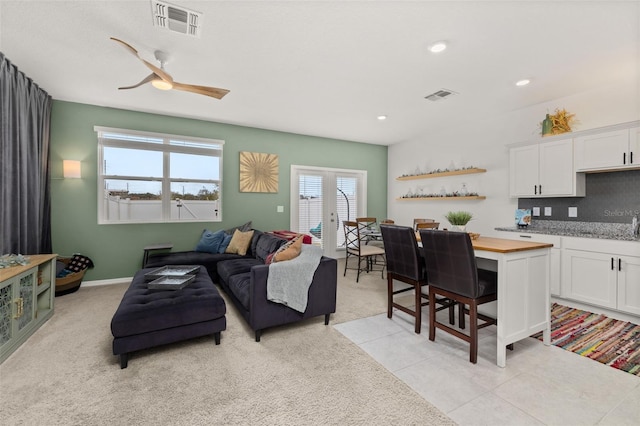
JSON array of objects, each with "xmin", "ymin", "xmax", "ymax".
[
  {"xmin": 152, "ymin": 79, "xmax": 173, "ymax": 90},
  {"xmin": 429, "ymin": 41, "xmax": 447, "ymax": 53}
]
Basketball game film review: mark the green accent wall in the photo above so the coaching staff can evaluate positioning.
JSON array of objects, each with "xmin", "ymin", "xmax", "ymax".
[{"xmin": 50, "ymin": 101, "xmax": 387, "ymax": 280}]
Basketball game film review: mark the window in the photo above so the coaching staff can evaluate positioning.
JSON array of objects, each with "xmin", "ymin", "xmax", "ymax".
[{"xmin": 95, "ymin": 126, "xmax": 223, "ymax": 224}]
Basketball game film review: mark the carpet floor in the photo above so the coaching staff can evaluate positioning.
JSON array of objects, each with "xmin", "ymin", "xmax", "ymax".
[
  {"xmin": 0, "ymin": 263, "xmax": 453, "ymax": 425},
  {"xmin": 537, "ymin": 303, "xmax": 640, "ymax": 376}
]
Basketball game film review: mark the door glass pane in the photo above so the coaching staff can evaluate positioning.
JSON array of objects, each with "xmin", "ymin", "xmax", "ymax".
[
  {"xmin": 336, "ymin": 176, "xmax": 357, "ymax": 248},
  {"xmin": 299, "ymin": 174, "xmax": 323, "ymax": 247}
]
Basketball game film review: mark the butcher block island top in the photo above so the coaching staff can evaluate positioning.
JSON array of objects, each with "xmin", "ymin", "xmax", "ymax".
[{"xmin": 415, "ymin": 234, "xmax": 553, "ymax": 252}]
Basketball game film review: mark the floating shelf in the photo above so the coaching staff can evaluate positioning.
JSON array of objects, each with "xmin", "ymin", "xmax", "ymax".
[
  {"xmin": 396, "ymin": 196, "xmax": 486, "ymax": 201},
  {"xmin": 396, "ymin": 168, "xmax": 487, "ymax": 181}
]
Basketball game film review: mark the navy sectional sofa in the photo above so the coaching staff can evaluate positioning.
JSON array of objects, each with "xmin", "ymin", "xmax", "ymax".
[{"xmin": 145, "ymin": 230, "xmax": 338, "ymax": 341}]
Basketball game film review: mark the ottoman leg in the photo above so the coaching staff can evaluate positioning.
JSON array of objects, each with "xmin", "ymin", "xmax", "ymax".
[
  {"xmin": 214, "ymin": 332, "xmax": 221, "ymax": 345},
  {"xmin": 120, "ymin": 353, "xmax": 129, "ymax": 369}
]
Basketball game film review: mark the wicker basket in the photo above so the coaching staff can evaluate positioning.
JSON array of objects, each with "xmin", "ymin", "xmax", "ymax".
[{"xmin": 55, "ymin": 256, "xmax": 87, "ymax": 296}]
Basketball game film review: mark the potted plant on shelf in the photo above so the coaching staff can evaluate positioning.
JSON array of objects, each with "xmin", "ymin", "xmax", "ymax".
[{"xmin": 445, "ymin": 211, "xmax": 473, "ymax": 232}]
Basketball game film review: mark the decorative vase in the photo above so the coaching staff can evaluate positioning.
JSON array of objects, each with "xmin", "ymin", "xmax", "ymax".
[
  {"xmin": 542, "ymin": 114, "xmax": 552, "ymax": 136},
  {"xmin": 454, "ymin": 225, "xmax": 467, "ymax": 232}
]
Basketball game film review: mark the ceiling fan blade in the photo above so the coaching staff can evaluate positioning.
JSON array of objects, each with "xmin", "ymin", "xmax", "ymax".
[
  {"xmin": 110, "ymin": 37, "xmax": 173, "ymax": 84},
  {"xmin": 117, "ymin": 73, "xmax": 156, "ymax": 90},
  {"xmin": 172, "ymin": 82, "xmax": 230, "ymax": 99}
]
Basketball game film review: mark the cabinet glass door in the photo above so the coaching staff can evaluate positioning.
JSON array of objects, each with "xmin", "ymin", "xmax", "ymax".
[
  {"xmin": 0, "ymin": 282, "xmax": 13, "ymax": 347},
  {"xmin": 17, "ymin": 273, "xmax": 35, "ymax": 331}
]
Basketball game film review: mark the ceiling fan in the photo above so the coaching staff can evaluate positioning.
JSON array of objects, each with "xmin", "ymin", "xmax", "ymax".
[{"xmin": 110, "ymin": 37, "xmax": 229, "ymax": 99}]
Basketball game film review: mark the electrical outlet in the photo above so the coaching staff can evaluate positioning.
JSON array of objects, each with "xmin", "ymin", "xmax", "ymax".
[
  {"xmin": 276, "ymin": 205, "xmax": 284, "ymax": 213},
  {"xmin": 544, "ymin": 207, "xmax": 552, "ymax": 216},
  {"xmin": 532, "ymin": 207, "xmax": 540, "ymax": 217},
  {"xmin": 568, "ymin": 207, "xmax": 578, "ymax": 217}
]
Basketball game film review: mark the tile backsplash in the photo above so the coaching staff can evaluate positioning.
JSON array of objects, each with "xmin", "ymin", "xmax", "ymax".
[{"xmin": 518, "ymin": 169, "xmax": 640, "ymax": 223}]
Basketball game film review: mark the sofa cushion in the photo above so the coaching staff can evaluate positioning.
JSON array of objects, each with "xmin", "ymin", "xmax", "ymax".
[
  {"xmin": 217, "ymin": 258, "xmax": 263, "ymax": 284},
  {"xmin": 254, "ymin": 232, "xmax": 287, "ymax": 263},
  {"xmin": 227, "ymin": 272, "xmax": 251, "ymax": 310},
  {"xmin": 195, "ymin": 229, "xmax": 226, "ymax": 253},
  {"xmin": 226, "ymin": 229, "xmax": 254, "ymax": 255}
]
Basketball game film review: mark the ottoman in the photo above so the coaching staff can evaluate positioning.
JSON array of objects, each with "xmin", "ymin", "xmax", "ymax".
[{"xmin": 111, "ymin": 266, "xmax": 226, "ymax": 368}]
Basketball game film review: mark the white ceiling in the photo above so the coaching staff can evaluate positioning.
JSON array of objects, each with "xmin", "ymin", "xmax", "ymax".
[{"xmin": 1, "ymin": 1, "xmax": 638, "ymax": 145}]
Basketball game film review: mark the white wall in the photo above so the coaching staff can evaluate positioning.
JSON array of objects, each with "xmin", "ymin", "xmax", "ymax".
[{"xmin": 387, "ymin": 74, "xmax": 640, "ymax": 236}]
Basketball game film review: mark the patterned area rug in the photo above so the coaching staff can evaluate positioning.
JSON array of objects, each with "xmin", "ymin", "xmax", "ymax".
[{"xmin": 536, "ymin": 303, "xmax": 640, "ymax": 376}]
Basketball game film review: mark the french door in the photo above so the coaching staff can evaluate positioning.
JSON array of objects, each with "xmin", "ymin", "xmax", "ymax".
[{"xmin": 290, "ymin": 165, "xmax": 367, "ymax": 258}]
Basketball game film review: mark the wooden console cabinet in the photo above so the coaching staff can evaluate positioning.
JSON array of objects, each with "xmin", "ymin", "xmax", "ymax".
[{"xmin": 0, "ymin": 254, "xmax": 56, "ymax": 363}]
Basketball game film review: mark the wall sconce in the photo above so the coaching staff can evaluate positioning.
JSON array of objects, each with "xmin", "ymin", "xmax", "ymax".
[{"xmin": 63, "ymin": 160, "xmax": 81, "ymax": 179}]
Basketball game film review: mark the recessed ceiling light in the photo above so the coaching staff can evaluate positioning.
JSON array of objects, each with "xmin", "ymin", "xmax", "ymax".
[
  {"xmin": 429, "ymin": 41, "xmax": 447, "ymax": 53},
  {"xmin": 377, "ymin": 115, "xmax": 387, "ymax": 121},
  {"xmin": 516, "ymin": 79, "xmax": 531, "ymax": 87}
]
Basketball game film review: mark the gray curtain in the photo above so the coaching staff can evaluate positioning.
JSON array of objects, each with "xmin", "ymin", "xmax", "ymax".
[{"xmin": 0, "ymin": 52, "xmax": 52, "ymax": 255}]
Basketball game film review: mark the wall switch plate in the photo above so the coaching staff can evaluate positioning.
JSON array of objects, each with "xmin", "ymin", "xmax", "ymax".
[
  {"xmin": 568, "ymin": 207, "xmax": 578, "ymax": 217},
  {"xmin": 544, "ymin": 207, "xmax": 552, "ymax": 216},
  {"xmin": 276, "ymin": 205, "xmax": 284, "ymax": 213},
  {"xmin": 532, "ymin": 207, "xmax": 540, "ymax": 216}
]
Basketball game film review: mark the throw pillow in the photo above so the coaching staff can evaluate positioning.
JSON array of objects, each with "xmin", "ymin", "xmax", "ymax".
[
  {"xmin": 218, "ymin": 233, "xmax": 233, "ymax": 253},
  {"xmin": 273, "ymin": 236, "xmax": 303, "ymax": 262},
  {"xmin": 225, "ymin": 229, "xmax": 255, "ymax": 256},
  {"xmin": 195, "ymin": 229, "xmax": 225, "ymax": 253}
]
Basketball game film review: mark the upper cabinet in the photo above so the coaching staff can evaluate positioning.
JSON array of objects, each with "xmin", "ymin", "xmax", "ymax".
[
  {"xmin": 509, "ymin": 138, "xmax": 585, "ymax": 198},
  {"xmin": 574, "ymin": 127, "xmax": 640, "ymax": 172}
]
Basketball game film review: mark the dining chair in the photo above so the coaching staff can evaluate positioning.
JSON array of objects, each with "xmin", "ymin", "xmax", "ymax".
[
  {"xmin": 419, "ymin": 229, "xmax": 498, "ymax": 363},
  {"xmin": 356, "ymin": 217, "xmax": 383, "ymax": 247},
  {"xmin": 415, "ymin": 222, "xmax": 440, "ymax": 230},
  {"xmin": 343, "ymin": 220, "xmax": 385, "ymax": 282},
  {"xmin": 381, "ymin": 219, "xmax": 395, "ymax": 224},
  {"xmin": 380, "ymin": 225, "xmax": 454, "ymax": 334},
  {"xmin": 413, "ymin": 218, "xmax": 435, "ymax": 231}
]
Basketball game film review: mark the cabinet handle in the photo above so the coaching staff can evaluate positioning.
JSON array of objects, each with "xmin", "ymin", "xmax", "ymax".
[
  {"xmin": 619, "ymin": 258, "xmax": 622, "ymax": 271},
  {"xmin": 611, "ymin": 257, "xmax": 614, "ymax": 270},
  {"xmin": 631, "ymin": 152, "xmax": 634, "ymax": 164},
  {"xmin": 519, "ymin": 235, "xmax": 532, "ymax": 238},
  {"xmin": 623, "ymin": 152, "xmax": 626, "ymax": 165},
  {"xmin": 539, "ymin": 185, "xmax": 542, "ymax": 194},
  {"xmin": 534, "ymin": 185, "xmax": 537, "ymax": 195}
]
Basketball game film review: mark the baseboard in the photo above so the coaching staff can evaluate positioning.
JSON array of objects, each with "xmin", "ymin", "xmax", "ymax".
[
  {"xmin": 551, "ymin": 296, "xmax": 640, "ymax": 325},
  {"xmin": 82, "ymin": 277, "xmax": 132, "ymax": 287}
]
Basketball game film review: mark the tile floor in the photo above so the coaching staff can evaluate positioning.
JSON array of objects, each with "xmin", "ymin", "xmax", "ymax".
[{"xmin": 334, "ymin": 309, "xmax": 640, "ymax": 425}]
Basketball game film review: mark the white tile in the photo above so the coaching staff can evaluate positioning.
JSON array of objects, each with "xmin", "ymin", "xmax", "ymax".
[
  {"xmin": 599, "ymin": 382, "xmax": 640, "ymax": 425},
  {"xmin": 333, "ymin": 313, "xmax": 404, "ymax": 344},
  {"xmin": 394, "ymin": 356, "xmax": 492, "ymax": 413},
  {"xmin": 494, "ymin": 371, "xmax": 613, "ymax": 425},
  {"xmin": 448, "ymin": 392, "xmax": 545, "ymax": 426}
]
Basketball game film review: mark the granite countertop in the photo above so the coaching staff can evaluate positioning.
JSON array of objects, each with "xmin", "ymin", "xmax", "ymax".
[{"xmin": 495, "ymin": 220, "xmax": 640, "ymax": 242}]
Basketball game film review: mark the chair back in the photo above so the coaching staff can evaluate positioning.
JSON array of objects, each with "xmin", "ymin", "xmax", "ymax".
[
  {"xmin": 413, "ymin": 218, "xmax": 435, "ymax": 230},
  {"xmin": 415, "ymin": 222, "xmax": 440, "ymax": 230},
  {"xmin": 381, "ymin": 219, "xmax": 395, "ymax": 224},
  {"xmin": 419, "ymin": 230, "xmax": 480, "ymax": 298},
  {"xmin": 380, "ymin": 224, "xmax": 424, "ymax": 281},
  {"xmin": 343, "ymin": 220, "xmax": 361, "ymax": 253}
]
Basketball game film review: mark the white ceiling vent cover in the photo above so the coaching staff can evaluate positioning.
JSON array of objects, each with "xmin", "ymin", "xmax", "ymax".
[
  {"xmin": 151, "ymin": 1, "xmax": 203, "ymax": 37},
  {"xmin": 425, "ymin": 89, "xmax": 457, "ymax": 101}
]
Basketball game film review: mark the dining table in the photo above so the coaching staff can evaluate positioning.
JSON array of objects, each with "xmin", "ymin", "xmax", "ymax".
[{"xmin": 416, "ymin": 233, "xmax": 553, "ymax": 367}]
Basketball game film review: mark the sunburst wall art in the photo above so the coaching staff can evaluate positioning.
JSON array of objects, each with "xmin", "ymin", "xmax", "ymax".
[{"xmin": 239, "ymin": 151, "xmax": 279, "ymax": 193}]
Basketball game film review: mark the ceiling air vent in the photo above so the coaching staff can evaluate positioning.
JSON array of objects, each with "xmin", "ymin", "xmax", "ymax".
[
  {"xmin": 151, "ymin": 1, "xmax": 203, "ymax": 37},
  {"xmin": 425, "ymin": 89, "xmax": 457, "ymax": 101}
]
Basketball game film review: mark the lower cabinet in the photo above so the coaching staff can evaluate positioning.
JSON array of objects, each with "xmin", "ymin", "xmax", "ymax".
[
  {"xmin": 0, "ymin": 254, "xmax": 56, "ymax": 363},
  {"xmin": 561, "ymin": 238, "xmax": 640, "ymax": 316}
]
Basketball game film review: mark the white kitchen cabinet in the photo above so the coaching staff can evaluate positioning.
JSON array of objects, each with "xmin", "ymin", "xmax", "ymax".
[
  {"xmin": 509, "ymin": 138, "xmax": 585, "ymax": 198},
  {"xmin": 561, "ymin": 238, "xmax": 640, "ymax": 316},
  {"xmin": 617, "ymin": 255, "xmax": 640, "ymax": 315},
  {"xmin": 574, "ymin": 127, "xmax": 640, "ymax": 171},
  {"xmin": 494, "ymin": 231, "xmax": 561, "ymax": 296}
]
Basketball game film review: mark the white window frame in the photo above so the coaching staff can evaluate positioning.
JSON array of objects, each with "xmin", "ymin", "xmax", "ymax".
[{"xmin": 95, "ymin": 126, "xmax": 224, "ymax": 224}]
